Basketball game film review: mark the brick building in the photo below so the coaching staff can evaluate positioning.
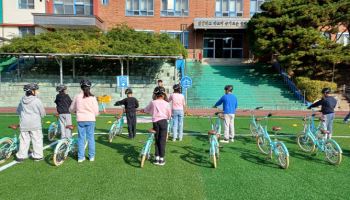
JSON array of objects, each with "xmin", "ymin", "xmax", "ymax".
[{"xmin": 1, "ymin": 0, "xmax": 348, "ymax": 59}]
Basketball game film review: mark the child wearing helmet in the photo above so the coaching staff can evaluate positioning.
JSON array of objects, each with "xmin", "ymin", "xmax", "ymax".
[
  {"xmin": 114, "ymin": 88, "xmax": 139, "ymax": 139},
  {"xmin": 142, "ymin": 86, "xmax": 171, "ymax": 166},
  {"xmin": 16, "ymin": 83, "xmax": 46, "ymax": 163},
  {"xmin": 69, "ymin": 80, "xmax": 99, "ymax": 163},
  {"xmin": 54, "ymin": 84, "xmax": 73, "ymax": 139},
  {"xmin": 307, "ymin": 88, "xmax": 337, "ymax": 139},
  {"xmin": 213, "ymin": 85, "xmax": 238, "ymax": 143},
  {"xmin": 168, "ymin": 84, "xmax": 186, "ymax": 141}
]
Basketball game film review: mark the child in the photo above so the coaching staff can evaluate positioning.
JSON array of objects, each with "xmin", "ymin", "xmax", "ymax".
[
  {"xmin": 168, "ymin": 84, "xmax": 186, "ymax": 141},
  {"xmin": 16, "ymin": 83, "xmax": 46, "ymax": 162},
  {"xmin": 213, "ymin": 85, "xmax": 238, "ymax": 143},
  {"xmin": 54, "ymin": 85, "xmax": 73, "ymax": 139},
  {"xmin": 143, "ymin": 86, "xmax": 171, "ymax": 166},
  {"xmin": 114, "ymin": 88, "xmax": 139, "ymax": 139}
]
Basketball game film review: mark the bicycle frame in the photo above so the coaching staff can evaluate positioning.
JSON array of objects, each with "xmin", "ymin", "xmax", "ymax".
[
  {"xmin": 258, "ymin": 124, "xmax": 289, "ymax": 157},
  {"xmin": 209, "ymin": 134, "xmax": 219, "ymax": 156},
  {"xmin": 141, "ymin": 133, "xmax": 154, "ymax": 156},
  {"xmin": 249, "ymin": 107, "xmax": 263, "ymax": 136},
  {"xmin": 0, "ymin": 135, "xmax": 19, "ymax": 154}
]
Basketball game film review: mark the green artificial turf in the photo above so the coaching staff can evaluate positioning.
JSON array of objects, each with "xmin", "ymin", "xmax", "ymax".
[{"xmin": 0, "ymin": 114, "xmax": 349, "ymax": 200}]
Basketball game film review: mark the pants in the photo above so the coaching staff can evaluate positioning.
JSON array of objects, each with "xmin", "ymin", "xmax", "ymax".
[
  {"xmin": 344, "ymin": 112, "xmax": 350, "ymax": 122},
  {"xmin": 172, "ymin": 110, "xmax": 184, "ymax": 140},
  {"xmin": 16, "ymin": 130, "xmax": 43, "ymax": 159},
  {"xmin": 224, "ymin": 114, "xmax": 235, "ymax": 140},
  {"xmin": 323, "ymin": 113, "xmax": 334, "ymax": 139},
  {"xmin": 59, "ymin": 113, "xmax": 72, "ymax": 139},
  {"xmin": 77, "ymin": 121, "xmax": 95, "ymax": 160},
  {"xmin": 126, "ymin": 112, "xmax": 137, "ymax": 138},
  {"xmin": 153, "ymin": 119, "xmax": 168, "ymax": 158}
]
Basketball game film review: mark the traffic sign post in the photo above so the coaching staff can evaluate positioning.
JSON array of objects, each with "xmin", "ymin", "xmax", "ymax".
[
  {"xmin": 116, "ymin": 76, "xmax": 129, "ymax": 98},
  {"xmin": 181, "ymin": 76, "xmax": 192, "ymax": 103}
]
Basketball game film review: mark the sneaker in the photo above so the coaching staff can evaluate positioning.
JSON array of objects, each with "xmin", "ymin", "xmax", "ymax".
[
  {"xmin": 15, "ymin": 157, "xmax": 24, "ymax": 163},
  {"xmin": 172, "ymin": 138, "xmax": 176, "ymax": 142},
  {"xmin": 89, "ymin": 157, "xmax": 95, "ymax": 162},
  {"xmin": 33, "ymin": 157, "xmax": 43, "ymax": 162},
  {"xmin": 344, "ymin": 120, "xmax": 349, "ymax": 124},
  {"xmin": 78, "ymin": 158, "xmax": 85, "ymax": 163},
  {"xmin": 220, "ymin": 139, "xmax": 229, "ymax": 143},
  {"xmin": 153, "ymin": 156, "xmax": 160, "ymax": 165},
  {"xmin": 230, "ymin": 138, "xmax": 234, "ymax": 143},
  {"xmin": 158, "ymin": 160, "xmax": 166, "ymax": 166},
  {"xmin": 179, "ymin": 138, "xmax": 183, "ymax": 142}
]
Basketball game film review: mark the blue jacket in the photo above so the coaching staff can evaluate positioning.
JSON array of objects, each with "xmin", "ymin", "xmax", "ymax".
[{"xmin": 214, "ymin": 93, "xmax": 238, "ymax": 114}]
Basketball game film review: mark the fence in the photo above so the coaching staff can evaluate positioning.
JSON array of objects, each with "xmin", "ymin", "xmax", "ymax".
[
  {"xmin": 272, "ymin": 62, "xmax": 309, "ymax": 105},
  {"xmin": 343, "ymin": 84, "xmax": 350, "ymax": 100}
]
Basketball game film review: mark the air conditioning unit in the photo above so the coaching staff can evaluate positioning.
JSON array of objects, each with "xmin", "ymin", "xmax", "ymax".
[{"xmin": 237, "ymin": 12, "xmax": 243, "ymax": 17}]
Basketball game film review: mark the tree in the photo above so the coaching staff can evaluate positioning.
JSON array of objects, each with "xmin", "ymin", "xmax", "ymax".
[{"xmin": 247, "ymin": 0, "xmax": 349, "ymax": 80}]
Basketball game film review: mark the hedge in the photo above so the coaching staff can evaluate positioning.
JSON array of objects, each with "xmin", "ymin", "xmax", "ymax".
[{"xmin": 295, "ymin": 77, "xmax": 337, "ymax": 102}]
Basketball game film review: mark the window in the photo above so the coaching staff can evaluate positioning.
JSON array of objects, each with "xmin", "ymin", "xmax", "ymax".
[
  {"xmin": 161, "ymin": 31, "xmax": 189, "ymax": 48},
  {"xmin": 126, "ymin": 0, "xmax": 154, "ymax": 16},
  {"xmin": 19, "ymin": 27, "xmax": 35, "ymax": 37},
  {"xmin": 19, "ymin": 0, "xmax": 34, "ymax": 9},
  {"xmin": 215, "ymin": 0, "xmax": 243, "ymax": 17},
  {"xmin": 101, "ymin": 0, "xmax": 109, "ymax": 5},
  {"xmin": 161, "ymin": 0, "xmax": 189, "ymax": 17},
  {"xmin": 250, "ymin": 0, "xmax": 266, "ymax": 16},
  {"xmin": 337, "ymin": 32, "xmax": 349, "ymax": 46},
  {"xmin": 54, "ymin": 0, "xmax": 93, "ymax": 15}
]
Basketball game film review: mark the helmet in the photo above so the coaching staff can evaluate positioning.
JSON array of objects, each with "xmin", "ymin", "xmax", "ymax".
[
  {"xmin": 56, "ymin": 84, "xmax": 67, "ymax": 92},
  {"xmin": 23, "ymin": 83, "xmax": 39, "ymax": 92},
  {"xmin": 224, "ymin": 85, "xmax": 233, "ymax": 92},
  {"xmin": 153, "ymin": 86, "xmax": 166, "ymax": 96},
  {"xmin": 125, "ymin": 88, "xmax": 133, "ymax": 95},
  {"xmin": 321, "ymin": 88, "xmax": 331, "ymax": 94},
  {"xmin": 80, "ymin": 79, "xmax": 91, "ymax": 87},
  {"xmin": 173, "ymin": 84, "xmax": 181, "ymax": 91}
]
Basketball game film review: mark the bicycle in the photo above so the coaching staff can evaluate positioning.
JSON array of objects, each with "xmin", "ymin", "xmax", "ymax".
[
  {"xmin": 167, "ymin": 117, "xmax": 173, "ymax": 141},
  {"xmin": 140, "ymin": 128, "xmax": 156, "ymax": 168},
  {"xmin": 0, "ymin": 125, "xmax": 20, "ymax": 164},
  {"xmin": 296, "ymin": 110, "xmax": 342, "ymax": 165},
  {"xmin": 256, "ymin": 113, "xmax": 290, "ymax": 169},
  {"xmin": 108, "ymin": 112, "xmax": 125, "ymax": 143},
  {"xmin": 53, "ymin": 125, "xmax": 87, "ymax": 166},
  {"xmin": 47, "ymin": 114, "xmax": 61, "ymax": 141},
  {"xmin": 207, "ymin": 112, "xmax": 223, "ymax": 168},
  {"xmin": 248, "ymin": 106, "xmax": 263, "ymax": 137}
]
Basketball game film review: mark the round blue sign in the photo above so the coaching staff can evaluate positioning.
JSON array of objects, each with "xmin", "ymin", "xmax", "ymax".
[{"xmin": 181, "ymin": 76, "xmax": 192, "ymax": 89}]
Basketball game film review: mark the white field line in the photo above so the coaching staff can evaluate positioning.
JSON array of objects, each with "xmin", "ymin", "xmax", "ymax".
[{"xmin": 0, "ymin": 141, "xmax": 58, "ymax": 173}]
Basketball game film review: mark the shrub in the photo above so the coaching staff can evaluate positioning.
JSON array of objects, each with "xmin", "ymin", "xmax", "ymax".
[{"xmin": 295, "ymin": 77, "xmax": 337, "ymax": 102}]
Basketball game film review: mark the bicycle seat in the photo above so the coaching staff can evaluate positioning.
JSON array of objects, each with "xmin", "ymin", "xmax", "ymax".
[
  {"xmin": 208, "ymin": 130, "xmax": 217, "ymax": 135},
  {"xmin": 320, "ymin": 129, "xmax": 330, "ymax": 135},
  {"xmin": 8, "ymin": 124, "xmax": 19, "ymax": 130},
  {"xmin": 66, "ymin": 125, "xmax": 75, "ymax": 130},
  {"xmin": 255, "ymin": 118, "xmax": 262, "ymax": 122},
  {"xmin": 148, "ymin": 129, "xmax": 156, "ymax": 134},
  {"xmin": 272, "ymin": 126, "xmax": 282, "ymax": 131}
]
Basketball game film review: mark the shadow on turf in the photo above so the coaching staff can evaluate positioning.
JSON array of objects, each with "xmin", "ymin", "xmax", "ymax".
[
  {"xmin": 96, "ymin": 135, "xmax": 140, "ymax": 168},
  {"xmin": 179, "ymin": 145, "xmax": 213, "ymax": 168},
  {"xmin": 230, "ymin": 146, "xmax": 281, "ymax": 169}
]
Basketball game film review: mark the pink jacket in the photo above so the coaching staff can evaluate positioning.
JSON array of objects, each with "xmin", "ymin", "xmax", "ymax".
[
  {"xmin": 144, "ymin": 99, "xmax": 172, "ymax": 122},
  {"xmin": 69, "ymin": 92, "xmax": 99, "ymax": 122},
  {"xmin": 169, "ymin": 93, "xmax": 186, "ymax": 110}
]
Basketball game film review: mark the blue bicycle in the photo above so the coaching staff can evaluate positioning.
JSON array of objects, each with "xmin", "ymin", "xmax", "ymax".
[
  {"xmin": 0, "ymin": 125, "xmax": 20, "ymax": 163},
  {"xmin": 296, "ymin": 110, "xmax": 342, "ymax": 165},
  {"xmin": 48, "ymin": 114, "xmax": 61, "ymax": 141},
  {"xmin": 248, "ymin": 106, "xmax": 263, "ymax": 137},
  {"xmin": 207, "ymin": 112, "xmax": 223, "ymax": 168},
  {"xmin": 108, "ymin": 112, "xmax": 125, "ymax": 143},
  {"xmin": 256, "ymin": 113, "xmax": 290, "ymax": 169},
  {"xmin": 140, "ymin": 129, "xmax": 156, "ymax": 168}
]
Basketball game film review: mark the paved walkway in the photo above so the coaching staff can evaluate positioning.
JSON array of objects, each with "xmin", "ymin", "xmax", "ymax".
[{"xmin": 0, "ymin": 107, "xmax": 348, "ymax": 117}]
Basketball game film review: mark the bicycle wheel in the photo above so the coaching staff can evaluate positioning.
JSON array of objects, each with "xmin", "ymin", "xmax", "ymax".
[
  {"xmin": 297, "ymin": 133, "xmax": 315, "ymax": 153},
  {"xmin": 140, "ymin": 154, "xmax": 147, "ymax": 168},
  {"xmin": 211, "ymin": 154, "xmax": 217, "ymax": 168},
  {"xmin": 249, "ymin": 123, "xmax": 258, "ymax": 137},
  {"xmin": 276, "ymin": 143, "xmax": 289, "ymax": 169},
  {"xmin": 53, "ymin": 140, "xmax": 69, "ymax": 166},
  {"xmin": 324, "ymin": 140, "xmax": 342, "ymax": 165},
  {"xmin": 0, "ymin": 139, "xmax": 13, "ymax": 163},
  {"xmin": 48, "ymin": 123, "xmax": 58, "ymax": 141},
  {"xmin": 256, "ymin": 135, "xmax": 270, "ymax": 155}
]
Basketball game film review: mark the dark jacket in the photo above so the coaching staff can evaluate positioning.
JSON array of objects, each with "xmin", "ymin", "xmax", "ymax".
[
  {"xmin": 114, "ymin": 97, "xmax": 139, "ymax": 113},
  {"xmin": 55, "ymin": 93, "xmax": 72, "ymax": 114},
  {"xmin": 308, "ymin": 96, "xmax": 337, "ymax": 115}
]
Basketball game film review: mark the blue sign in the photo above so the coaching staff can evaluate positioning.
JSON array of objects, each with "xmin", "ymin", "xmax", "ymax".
[
  {"xmin": 116, "ymin": 76, "xmax": 129, "ymax": 88},
  {"xmin": 181, "ymin": 76, "xmax": 192, "ymax": 89}
]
